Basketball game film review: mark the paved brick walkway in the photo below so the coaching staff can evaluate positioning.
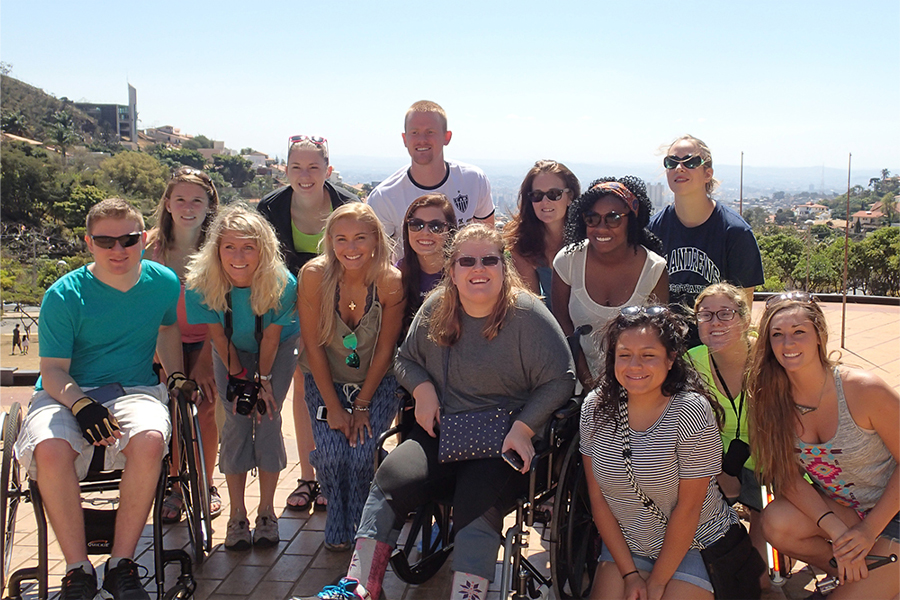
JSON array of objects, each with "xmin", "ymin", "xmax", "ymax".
[{"xmin": 2, "ymin": 299, "xmax": 897, "ymax": 598}]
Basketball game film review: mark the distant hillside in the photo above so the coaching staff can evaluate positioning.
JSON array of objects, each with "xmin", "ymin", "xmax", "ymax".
[{"xmin": 0, "ymin": 75, "xmax": 97, "ymax": 142}]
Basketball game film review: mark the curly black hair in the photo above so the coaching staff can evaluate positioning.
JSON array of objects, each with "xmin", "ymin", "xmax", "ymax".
[
  {"xmin": 590, "ymin": 306, "xmax": 724, "ymax": 429},
  {"xmin": 563, "ymin": 175, "xmax": 662, "ymax": 255}
]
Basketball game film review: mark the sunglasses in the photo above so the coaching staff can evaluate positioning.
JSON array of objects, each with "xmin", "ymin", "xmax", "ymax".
[
  {"xmin": 765, "ymin": 291, "xmax": 817, "ymax": 307},
  {"xmin": 455, "ymin": 255, "xmax": 502, "ymax": 268},
  {"xmin": 527, "ymin": 188, "xmax": 570, "ymax": 203},
  {"xmin": 343, "ymin": 332, "xmax": 360, "ymax": 369},
  {"xmin": 663, "ymin": 154, "xmax": 707, "ymax": 170},
  {"xmin": 620, "ymin": 305, "xmax": 668, "ymax": 317},
  {"xmin": 696, "ymin": 309, "xmax": 737, "ymax": 323},
  {"xmin": 583, "ymin": 211, "xmax": 626, "ymax": 229},
  {"xmin": 289, "ymin": 134, "xmax": 327, "ymax": 146},
  {"xmin": 90, "ymin": 232, "xmax": 143, "ymax": 250},
  {"xmin": 407, "ymin": 218, "xmax": 451, "ymax": 234}
]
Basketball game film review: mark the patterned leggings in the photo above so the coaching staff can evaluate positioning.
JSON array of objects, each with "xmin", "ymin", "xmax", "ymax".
[{"xmin": 304, "ymin": 372, "xmax": 399, "ymax": 545}]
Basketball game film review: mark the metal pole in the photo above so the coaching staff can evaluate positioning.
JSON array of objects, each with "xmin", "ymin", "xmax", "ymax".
[
  {"xmin": 739, "ymin": 152, "xmax": 744, "ymax": 216},
  {"xmin": 841, "ymin": 153, "xmax": 851, "ymax": 348}
]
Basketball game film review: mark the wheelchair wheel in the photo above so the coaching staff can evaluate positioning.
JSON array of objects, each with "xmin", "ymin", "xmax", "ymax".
[
  {"xmin": 1, "ymin": 403, "xmax": 23, "ymax": 594},
  {"xmin": 390, "ymin": 501, "xmax": 453, "ymax": 585},
  {"xmin": 550, "ymin": 434, "xmax": 599, "ymax": 600},
  {"xmin": 175, "ymin": 395, "xmax": 211, "ymax": 565},
  {"xmin": 163, "ymin": 580, "xmax": 195, "ymax": 600}
]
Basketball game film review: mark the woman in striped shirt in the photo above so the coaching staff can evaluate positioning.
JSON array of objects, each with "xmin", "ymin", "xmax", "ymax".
[{"xmin": 580, "ymin": 306, "xmax": 740, "ymax": 600}]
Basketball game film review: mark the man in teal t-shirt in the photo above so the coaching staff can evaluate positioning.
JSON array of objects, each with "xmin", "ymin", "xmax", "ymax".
[{"xmin": 13, "ymin": 199, "xmax": 184, "ymax": 600}]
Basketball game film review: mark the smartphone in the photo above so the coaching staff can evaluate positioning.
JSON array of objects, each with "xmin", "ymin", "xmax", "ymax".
[
  {"xmin": 315, "ymin": 406, "xmax": 351, "ymax": 422},
  {"xmin": 86, "ymin": 383, "xmax": 126, "ymax": 405},
  {"xmin": 502, "ymin": 450, "xmax": 525, "ymax": 471}
]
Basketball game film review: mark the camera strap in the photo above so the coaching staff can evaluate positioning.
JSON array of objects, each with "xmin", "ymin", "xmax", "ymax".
[
  {"xmin": 709, "ymin": 353, "xmax": 744, "ymax": 439},
  {"xmin": 224, "ymin": 291, "xmax": 264, "ymax": 380}
]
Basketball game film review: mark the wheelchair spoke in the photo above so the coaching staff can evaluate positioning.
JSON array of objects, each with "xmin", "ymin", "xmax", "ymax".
[{"xmin": 1, "ymin": 403, "xmax": 23, "ymax": 593}]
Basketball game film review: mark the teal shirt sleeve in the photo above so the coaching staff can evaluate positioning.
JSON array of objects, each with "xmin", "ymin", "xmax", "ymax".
[
  {"xmin": 272, "ymin": 274, "xmax": 298, "ymax": 328},
  {"xmin": 184, "ymin": 287, "xmax": 224, "ymax": 326},
  {"xmin": 37, "ymin": 282, "xmax": 76, "ymax": 359}
]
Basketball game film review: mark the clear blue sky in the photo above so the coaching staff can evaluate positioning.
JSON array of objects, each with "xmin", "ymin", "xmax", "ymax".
[{"xmin": 2, "ymin": 0, "xmax": 898, "ymax": 172}]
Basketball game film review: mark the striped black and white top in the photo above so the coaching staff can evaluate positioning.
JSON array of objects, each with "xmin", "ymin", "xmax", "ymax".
[{"xmin": 580, "ymin": 390, "xmax": 738, "ymax": 558}]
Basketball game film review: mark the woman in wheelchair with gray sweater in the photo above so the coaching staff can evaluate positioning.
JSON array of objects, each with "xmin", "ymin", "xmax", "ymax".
[{"xmin": 303, "ymin": 223, "xmax": 575, "ymax": 600}]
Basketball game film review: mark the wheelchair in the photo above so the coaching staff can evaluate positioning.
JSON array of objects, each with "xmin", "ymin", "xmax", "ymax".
[
  {"xmin": 0, "ymin": 384, "xmax": 211, "ymax": 600},
  {"xmin": 375, "ymin": 391, "xmax": 600, "ymax": 599}
]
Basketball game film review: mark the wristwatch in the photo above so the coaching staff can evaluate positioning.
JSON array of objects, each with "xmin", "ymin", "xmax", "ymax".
[{"xmin": 258, "ymin": 372, "xmax": 273, "ymax": 382}]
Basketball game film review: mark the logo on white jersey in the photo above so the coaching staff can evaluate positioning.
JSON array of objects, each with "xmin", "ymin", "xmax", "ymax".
[{"xmin": 453, "ymin": 192, "xmax": 469, "ymax": 214}]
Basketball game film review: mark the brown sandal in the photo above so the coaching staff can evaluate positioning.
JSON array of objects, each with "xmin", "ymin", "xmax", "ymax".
[
  {"xmin": 286, "ymin": 479, "xmax": 318, "ymax": 512},
  {"xmin": 161, "ymin": 489, "xmax": 184, "ymax": 524}
]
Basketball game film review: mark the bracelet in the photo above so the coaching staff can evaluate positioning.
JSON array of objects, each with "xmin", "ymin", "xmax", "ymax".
[
  {"xmin": 231, "ymin": 367, "xmax": 247, "ymax": 379},
  {"xmin": 622, "ymin": 570, "xmax": 640, "ymax": 580},
  {"xmin": 352, "ymin": 404, "xmax": 370, "ymax": 412},
  {"xmin": 816, "ymin": 511, "xmax": 835, "ymax": 528}
]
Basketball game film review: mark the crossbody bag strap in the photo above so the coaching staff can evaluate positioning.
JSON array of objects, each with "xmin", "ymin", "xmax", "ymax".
[{"xmin": 617, "ymin": 395, "xmax": 670, "ymax": 526}]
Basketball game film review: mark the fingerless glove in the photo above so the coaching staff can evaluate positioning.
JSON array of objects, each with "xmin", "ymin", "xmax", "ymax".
[{"xmin": 71, "ymin": 397, "xmax": 120, "ymax": 444}]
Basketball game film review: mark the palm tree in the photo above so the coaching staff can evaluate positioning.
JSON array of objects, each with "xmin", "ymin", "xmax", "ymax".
[{"xmin": 48, "ymin": 110, "xmax": 78, "ymax": 166}]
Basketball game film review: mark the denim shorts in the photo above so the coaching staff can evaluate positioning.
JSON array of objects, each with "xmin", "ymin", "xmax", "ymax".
[
  {"xmin": 599, "ymin": 545, "xmax": 713, "ymax": 593},
  {"xmin": 879, "ymin": 512, "xmax": 900, "ymax": 544}
]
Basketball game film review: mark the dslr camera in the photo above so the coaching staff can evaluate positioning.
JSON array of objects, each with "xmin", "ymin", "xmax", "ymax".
[{"xmin": 226, "ymin": 374, "xmax": 265, "ymax": 416}]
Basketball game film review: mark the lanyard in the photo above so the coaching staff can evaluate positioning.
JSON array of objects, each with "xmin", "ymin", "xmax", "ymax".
[{"xmin": 709, "ymin": 353, "xmax": 745, "ymax": 439}]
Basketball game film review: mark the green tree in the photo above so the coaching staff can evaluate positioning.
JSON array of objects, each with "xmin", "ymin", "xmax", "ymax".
[
  {"xmin": 859, "ymin": 227, "xmax": 899, "ymax": 295},
  {"xmin": 47, "ymin": 110, "xmax": 79, "ymax": 166},
  {"xmin": 743, "ymin": 206, "xmax": 769, "ymax": 231},
  {"xmin": 182, "ymin": 134, "xmax": 214, "ymax": 150},
  {"xmin": 99, "ymin": 151, "xmax": 168, "ymax": 200},
  {"xmin": 880, "ymin": 191, "xmax": 896, "ymax": 226},
  {"xmin": 757, "ymin": 231, "xmax": 805, "ymax": 289},
  {"xmin": 1, "ymin": 109, "xmax": 28, "ymax": 136},
  {"xmin": 212, "ymin": 154, "xmax": 255, "ymax": 188},
  {"xmin": 50, "ymin": 184, "xmax": 106, "ymax": 229},
  {"xmin": 148, "ymin": 145, "xmax": 206, "ymax": 170},
  {"xmin": 0, "ymin": 141, "xmax": 56, "ymax": 224}
]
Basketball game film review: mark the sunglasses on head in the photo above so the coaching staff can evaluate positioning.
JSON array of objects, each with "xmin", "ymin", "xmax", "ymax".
[
  {"xmin": 583, "ymin": 211, "xmax": 625, "ymax": 229},
  {"xmin": 765, "ymin": 291, "xmax": 817, "ymax": 307},
  {"xmin": 407, "ymin": 218, "xmax": 451, "ymax": 234},
  {"xmin": 289, "ymin": 134, "xmax": 327, "ymax": 146},
  {"xmin": 663, "ymin": 154, "xmax": 707, "ymax": 170},
  {"xmin": 527, "ymin": 188, "xmax": 570, "ymax": 203},
  {"xmin": 343, "ymin": 331, "xmax": 360, "ymax": 369},
  {"xmin": 620, "ymin": 305, "xmax": 668, "ymax": 317},
  {"xmin": 454, "ymin": 255, "xmax": 502, "ymax": 268},
  {"xmin": 696, "ymin": 309, "xmax": 737, "ymax": 323},
  {"xmin": 90, "ymin": 232, "xmax": 143, "ymax": 250}
]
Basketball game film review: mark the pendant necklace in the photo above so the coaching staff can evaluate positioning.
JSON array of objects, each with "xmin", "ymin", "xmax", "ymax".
[{"xmin": 795, "ymin": 370, "xmax": 828, "ymax": 416}]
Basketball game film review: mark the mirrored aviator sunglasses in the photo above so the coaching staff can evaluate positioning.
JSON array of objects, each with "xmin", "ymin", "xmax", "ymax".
[
  {"xmin": 663, "ymin": 154, "xmax": 706, "ymax": 170},
  {"xmin": 407, "ymin": 218, "xmax": 450, "ymax": 234},
  {"xmin": 90, "ymin": 233, "xmax": 143, "ymax": 249},
  {"xmin": 765, "ymin": 291, "xmax": 817, "ymax": 307},
  {"xmin": 343, "ymin": 332, "xmax": 360, "ymax": 369}
]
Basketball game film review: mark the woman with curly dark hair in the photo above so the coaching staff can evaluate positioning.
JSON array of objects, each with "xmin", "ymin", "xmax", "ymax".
[
  {"xmin": 504, "ymin": 160, "xmax": 580, "ymax": 310},
  {"xmin": 552, "ymin": 176, "xmax": 668, "ymax": 387},
  {"xmin": 580, "ymin": 306, "xmax": 762, "ymax": 600}
]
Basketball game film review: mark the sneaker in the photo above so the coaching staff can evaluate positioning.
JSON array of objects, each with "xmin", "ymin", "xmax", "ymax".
[
  {"xmin": 224, "ymin": 515, "xmax": 252, "ymax": 551},
  {"xmin": 297, "ymin": 577, "xmax": 371, "ymax": 600},
  {"xmin": 101, "ymin": 558, "xmax": 149, "ymax": 600},
  {"xmin": 253, "ymin": 513, "xmax": 279, "ymax": 547},
  {"xmin": 60, "ymin": 565, "xmax": 98, "ymax": 600}
]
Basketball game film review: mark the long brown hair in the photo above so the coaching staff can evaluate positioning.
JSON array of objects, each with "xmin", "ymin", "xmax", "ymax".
[
  {"xmin": 504, "ymin": 160, "xmax": 580, "ymax": 264},
  {"xmin": 748, "ymin": 297, "xmax": 836, "ymax": 491},
  {"xmin": 149, "ymin": 166, "xmax": 220, "ymax": 262},
  {"xmin": 399, "ymin": 194, "xmax": 456, "ymax": 328},
  {"xmin": 427, "ymin": 224, "xmax": 531, "ymax": 346}
]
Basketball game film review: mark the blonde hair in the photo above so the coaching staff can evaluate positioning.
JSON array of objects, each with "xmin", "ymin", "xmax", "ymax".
[
  {"xmin": 405, "ymin": 100, "xmax": 448, "ymax": 132},
  {"xmin": 288, "ymin": 139, "xmax": 329, "ymax": 166},
  {"xmin": 184, "ymin": 203, "xmax": 289, "ymax": 315},
  {"xmin": 667, "ymin": 134, "xmax": 720, "ymax": 195},
  {"xmin": 86, "ymin": 198, "xmax": 144, "ymax": 234},
  {"xmin": 428, "ymin": 224, "xmax": 532, "ymax": 346},
  {"xmin": 748, "ymin": 297, "xmax": 836, "ymax": 491},
  {"xmin": 304, "ymin": 203, "xmax": 393, "ymax": 346},
  {"xmin": 149, "ymin": 167, "xmax": 220, "ymax": 262},
  {"xmin": 694, "ymin": 282, "xmax": 751, "ymax": 333}
]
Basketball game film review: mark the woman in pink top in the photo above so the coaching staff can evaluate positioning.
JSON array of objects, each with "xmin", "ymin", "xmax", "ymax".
[{"xmin": 147, "ymin": 166, "xmax": 222, "ymax": 521}]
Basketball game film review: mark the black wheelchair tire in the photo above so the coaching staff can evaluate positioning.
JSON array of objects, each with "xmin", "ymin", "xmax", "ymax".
[
  {"xmin": 550, "ymin": 433, "xmax": 599, "ymax": 599},
  {"xmin": 390, "ymin": 501, "xmax": 453, "ymax": 585},
  {"xmin": 1, "ymin": 402, "xmax": 23, "ymax": 596},
  {"xmin": 163, "ymin": 580, "xmax": 194, "ymax": 600},
  {"xmin": 175, "ymin": 395, "xmax": 211, "ymax": 565}
]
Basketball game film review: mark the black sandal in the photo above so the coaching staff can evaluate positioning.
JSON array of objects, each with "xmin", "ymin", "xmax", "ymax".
[{"xmin": 286, "ymin": 479, "xmax": 319, "ymax": 512}]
